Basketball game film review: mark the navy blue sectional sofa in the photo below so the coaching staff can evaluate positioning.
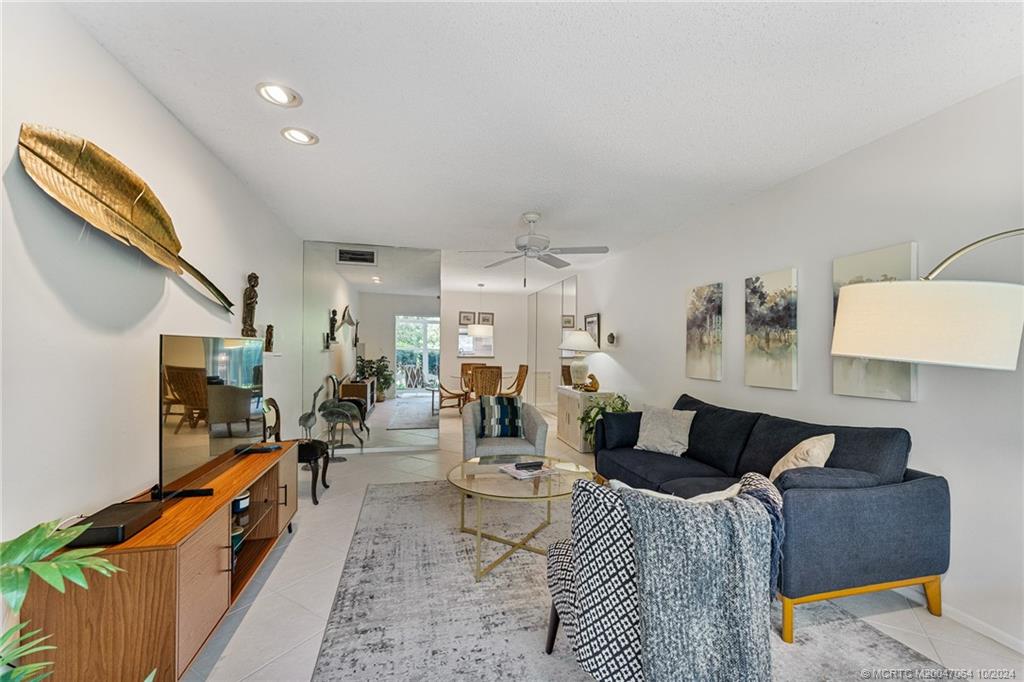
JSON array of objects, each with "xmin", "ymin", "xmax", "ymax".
[{"xmin": 593, "ymin": 394, "xmax": 951, "ymax": 642}]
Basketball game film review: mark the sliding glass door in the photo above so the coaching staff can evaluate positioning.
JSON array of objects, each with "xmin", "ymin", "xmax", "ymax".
[{"xmin": 395, "ymin": 316, "xmax": 440, "ymax": 391}]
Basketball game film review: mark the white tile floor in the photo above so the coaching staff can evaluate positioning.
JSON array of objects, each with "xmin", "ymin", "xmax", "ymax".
[{"xmin": 187, "ymin": 410, "xmax": 1023, "ymax": 681}]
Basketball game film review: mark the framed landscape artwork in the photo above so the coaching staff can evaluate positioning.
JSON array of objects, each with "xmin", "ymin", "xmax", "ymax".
[
  {"xmin": 685, "ymin": 283, "xmax": 723, "ymax": 381},
  {"xmin": 745, "ymin": 268, "xmax": 798, "ymax": 390},
  {"xmin": 478, "ymin": 312, "xmax": 494, "ymax": 325},
  {"xmin": 584, "ymin": 313, "xmax": 601, "ymax": 348},
  {"xmin": 458, "ymin": 311, "xmax": 476, "ymax": 325},
  {"xmin": 833, "ymin": 242, "xmax": 918, "ymax": 401},
  {"xmin": 561, "ymin": 314, "xmax": 575, "ymax": 329}
]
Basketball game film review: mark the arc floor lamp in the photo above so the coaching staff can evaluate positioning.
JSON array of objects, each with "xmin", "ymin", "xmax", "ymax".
[{"xmin": 832, "ymin": 228, "xmax": 1024, "ymax": 370}]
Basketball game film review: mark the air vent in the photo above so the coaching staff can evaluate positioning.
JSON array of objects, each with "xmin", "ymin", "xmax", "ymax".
[{"xmin": 336, "ymin": 248, "xmax": 377, "ymax": 266}]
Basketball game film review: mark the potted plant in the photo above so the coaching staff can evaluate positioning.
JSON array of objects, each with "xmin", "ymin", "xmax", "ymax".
[
  {"xmin": 370, "ymin": 356, "xmax": 394, "ymax": 402},
  {"xmin": 355, "ymin": 356, "xmax": 395, "ymax": 402},
  {"xmin": 1, "ymin": 519, "xmax": 127, "ymax": 681},
  {"xmin": 578, "ymin": 393, "xmax": 631, "ymax": 447}
]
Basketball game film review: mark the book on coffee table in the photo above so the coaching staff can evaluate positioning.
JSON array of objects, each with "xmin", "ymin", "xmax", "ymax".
[{"xmin": 498, "ymin": 463, "xmax": 556, "ymax": 480}]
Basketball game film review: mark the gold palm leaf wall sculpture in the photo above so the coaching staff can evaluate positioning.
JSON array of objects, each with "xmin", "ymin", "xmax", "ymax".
[{"xmin": 17, "ymin": 123, "xmax": 234, "ymax": 312}]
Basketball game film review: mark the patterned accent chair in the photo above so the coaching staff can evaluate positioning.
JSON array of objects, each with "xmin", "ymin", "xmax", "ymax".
[{"xmin": 461, "ymin": 398, "xmax": 548, "ymax": 461}]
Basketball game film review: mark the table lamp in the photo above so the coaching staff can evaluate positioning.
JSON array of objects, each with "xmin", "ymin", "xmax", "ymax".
[{"xmin": 559, "ymin": 329, "xmax": 601, "ymax": 388}]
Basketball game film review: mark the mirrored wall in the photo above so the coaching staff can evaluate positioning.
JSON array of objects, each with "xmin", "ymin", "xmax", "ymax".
[
  {"xmin": 526, "ymin": 275, "xmax": 577, "ymax": 413},
  {"xmin": 302, "ymin": 241, "xmax": 441, "ymax": 456}
]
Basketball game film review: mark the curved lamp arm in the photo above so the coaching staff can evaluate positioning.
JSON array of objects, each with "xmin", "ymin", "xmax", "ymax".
[{"xmin": 923, "ymin": 228, "xmax": 1023, "ymax": 281}]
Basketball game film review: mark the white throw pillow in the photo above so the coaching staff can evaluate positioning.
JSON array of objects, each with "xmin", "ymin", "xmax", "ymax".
[
  {"xmin": 608, "ymin": 478, "xmax": 680, "ymax": 501},
  {"xmin": 769, "ymin": 434, "xmax": 835, "ymax": 482},
  {"xmin": 688, "ymin": 483, "xmax": 742, "ymax": 503},
  {"xmin": 633, "ymin": 407, "xmax": 696, "ymax": 456}
]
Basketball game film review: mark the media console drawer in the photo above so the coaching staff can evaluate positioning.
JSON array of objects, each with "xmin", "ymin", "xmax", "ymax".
[{"xmin": 177, "ymin": 506, "xmax": 231, "ymax": 676}]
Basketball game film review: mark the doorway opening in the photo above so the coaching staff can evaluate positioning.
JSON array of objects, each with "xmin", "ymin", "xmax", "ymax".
[{"xmin": 395, "ymin": 315, "xmax": 440, "ymax": 396}]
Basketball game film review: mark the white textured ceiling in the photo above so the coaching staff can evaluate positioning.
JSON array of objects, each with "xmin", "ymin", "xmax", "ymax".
[{"xmin": 65, "ymin": 2, "xmax": 1021, "ymax": 292}]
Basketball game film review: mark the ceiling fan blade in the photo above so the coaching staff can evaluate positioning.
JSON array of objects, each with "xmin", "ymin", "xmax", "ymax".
[
  {"xmin": 484, "ymin": 254, "xmax": 525, "ymax": 269},
  {"xmin": 537, "ymin": 253, "xmax": 571, "ymax": 269},
  {"xmin": 547, "ymin": 246, "xmax": 610, "ymax": 255}
]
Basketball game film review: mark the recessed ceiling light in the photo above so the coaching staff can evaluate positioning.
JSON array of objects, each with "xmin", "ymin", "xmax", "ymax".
[
  {"xmin": 281, "ymin": 127, "xmax": 319, "ymax": 145},
  {"xmin": 256, "ymin": 82, "xmax": 302, "ymax": 107}
]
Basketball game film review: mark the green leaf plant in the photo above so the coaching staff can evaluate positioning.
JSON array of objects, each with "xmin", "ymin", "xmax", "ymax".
[
  {"xmin": 1, "ymin": 519, "xmax": 123, "ymax": 681},
  {"xmin": 578, "ymin": 393, "xmax": 631, "ymax": 446}
]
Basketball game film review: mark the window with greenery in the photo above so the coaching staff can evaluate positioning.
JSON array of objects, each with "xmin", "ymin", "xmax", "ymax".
[
  {"xmin": 395, "ymin": 316, "xmax": 440, "ymax": 388},
  {"xmin": 458, "ymin": 326, "xmax": 494, "ymax": 358}
]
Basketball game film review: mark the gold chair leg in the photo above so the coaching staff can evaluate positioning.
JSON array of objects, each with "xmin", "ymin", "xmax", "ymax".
[
  {"xmin": 780, "ymin": 595, "xmax": 794, "ymax": 643},
  {"xmin": 923, "ymin": 576, "xmax": 942, "ymax": 616}
]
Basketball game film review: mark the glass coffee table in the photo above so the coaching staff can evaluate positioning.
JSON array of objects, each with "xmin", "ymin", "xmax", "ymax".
[{"xmin": 447, "ymin": 455, "xmax": 592, "ymax": 581}]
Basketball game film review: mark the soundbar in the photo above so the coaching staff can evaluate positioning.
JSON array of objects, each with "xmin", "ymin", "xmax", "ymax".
[{"xmin": 67, "ymin": 501, "xmax": 163, "ymax": 547}]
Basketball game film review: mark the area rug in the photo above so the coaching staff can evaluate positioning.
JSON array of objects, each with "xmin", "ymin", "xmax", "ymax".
[
  {"xmin": 313, "ymin": 481, "xmax": 939, "ymax": 680},
  {"xmin": 386, "ymin": 395, "xmax": 439, "ymax": 430}
]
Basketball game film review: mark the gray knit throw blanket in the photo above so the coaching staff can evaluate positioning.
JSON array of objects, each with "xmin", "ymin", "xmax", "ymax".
[{"xmin": 618, "ymin": 489, "xmax": 773, "ymax": 682}]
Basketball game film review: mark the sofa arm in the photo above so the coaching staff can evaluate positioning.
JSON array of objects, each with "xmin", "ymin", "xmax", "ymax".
[
  {"xmin": 522, "ymin": 404, "xmax": 548, "ymax": 455},
  {"xmin": 780, "ymin": 473, "xmax": 950, "ymax": 599},
  {"xmin": 775, "ymin": 467, "xmax": 880, "ymax": 491}
]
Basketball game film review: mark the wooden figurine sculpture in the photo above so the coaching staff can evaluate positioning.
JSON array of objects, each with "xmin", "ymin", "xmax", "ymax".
[
  {"xmin": 264, "ymin": 324, "xmax": 274, "ymax": 353},
  {"xmin": 329, "ymin": 309, "xmax": 339, "ymax": 342},
  {"xmin": 298, "ymin": 385, "xmax": 323, "ymax": 439},
  {"xmin": 581, "ymin": 374, "xmax": 601, "ymax": 392},
  {"xmin": 241, "ymin": 272, "xmax": 259, "ymax": 337}
]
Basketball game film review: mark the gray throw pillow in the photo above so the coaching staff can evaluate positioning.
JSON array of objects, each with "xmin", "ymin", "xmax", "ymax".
[{"xmin": 634, "ymin": 407, "xmax": 696, "ymax": 456}]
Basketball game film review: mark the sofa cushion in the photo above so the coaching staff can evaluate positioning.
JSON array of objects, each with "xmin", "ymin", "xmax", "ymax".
[
  {"xmin": 737, "ymin": 414, "xmax": 911, "ymax": 484},
  {"xmin": 658, "ymin": 477, "xmax": 741, "ymax": 498},
  {"xmin": 602, "ymin": 411, "xmax": 642, "ymax": 449},
  {"xmin": 635, "ymin": 407, "xmax": 696, "ymax": 456},
  {"xmin": 671, "ymin": 394, "xmax": 762, "ymax": 476},
  {"xmin": 596, "ymin": 447, "xmax": 728, "ymax": 490},
  {"xmin": 774, "ymin": 467, "xmax": 881, "ymax": 490}
]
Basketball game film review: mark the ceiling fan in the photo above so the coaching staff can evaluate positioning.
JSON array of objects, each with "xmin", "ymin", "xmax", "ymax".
[{"xmin": 462, "ymin": 212, "xmax": 610, "ymax": 271}]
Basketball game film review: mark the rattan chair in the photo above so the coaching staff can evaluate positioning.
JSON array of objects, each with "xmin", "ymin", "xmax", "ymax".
[
  {"xmin": 164, "ymin": 365, "xmax": 208, "ymax": 434},
  {"xmin": 439, "ymin": 382, "xmax": 468, "ymax": 413},
  {"xmin": 471, "ymin": 366, "xmax": 503, "ymax": 398},
  {"xmin": 500, "ymin": 364, "xmax": 529, "ymax": 397},
  {"xmin": 460, "ymin": 362, "xmax": 487, "ymax": 393}
]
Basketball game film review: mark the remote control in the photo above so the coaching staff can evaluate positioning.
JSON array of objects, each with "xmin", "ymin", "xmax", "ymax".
[{"xmin": 515, "ymin": 461, "xmax": 544, "ymax": 470}]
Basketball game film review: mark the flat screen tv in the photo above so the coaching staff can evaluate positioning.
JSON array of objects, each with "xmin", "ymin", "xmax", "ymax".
[{"xmin": 158, "ymin": 335, "xmax": 266, "ymax": 499}]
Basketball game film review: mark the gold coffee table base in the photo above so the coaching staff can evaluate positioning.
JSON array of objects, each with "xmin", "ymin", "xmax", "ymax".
[{"xmin": 459, "ymin": 493, "xmax": 552, "ymax": 581}]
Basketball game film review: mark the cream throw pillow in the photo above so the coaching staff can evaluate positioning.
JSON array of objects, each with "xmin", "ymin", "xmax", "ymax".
[
  {"xmin": 769, "ymin": 434, "xmax": 835, "ymax": 482},
  {"xmin": 634, "ymin": 407, "xmax": 696, "ymax": 456}
]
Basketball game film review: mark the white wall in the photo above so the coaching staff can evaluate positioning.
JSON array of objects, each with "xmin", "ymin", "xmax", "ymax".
[
  {"xmin": 578, "ymin": 79, "xmax": 1024, "ymax": 649},
  {"xmin": 302, "ymin": 242, "xmax": 360, "ymax": 412},
  {"xmin": 440, "ymin": 291, "xmax": 528, "ymax": 383},
  {"xmin": 0, "ymin": 4, "xmax": 304, "ymax": 538},
  {"xmin": 357, "ymin": 292, "xmax": 440, "ymax": 395}
]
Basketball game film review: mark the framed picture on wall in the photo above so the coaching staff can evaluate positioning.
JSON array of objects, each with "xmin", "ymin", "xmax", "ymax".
[
  {"xmin": 584, "ymin": 313, "xmax": 601, "ymax": 348},
  {"xmin": 459, "ymin": 311, "xmax": 476, "ymax": 325},
  {"xmin": 561, "ymin": 314, "xmax": 575, "ymax": 329},
  {"xmin": 478, "ymin": 312, "xmax": 494, "ymax": 325}
]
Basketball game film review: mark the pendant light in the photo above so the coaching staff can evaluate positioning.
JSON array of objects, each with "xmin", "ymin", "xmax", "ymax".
[{"xmin": 468, "ymin": 283, "xmax": 494, "ymax": 337}]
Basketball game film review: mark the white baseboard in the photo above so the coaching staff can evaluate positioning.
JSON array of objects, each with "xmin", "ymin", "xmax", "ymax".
[{"xmin": 896, "ymin": 586, "xmax": 1024, "ymax": 655}]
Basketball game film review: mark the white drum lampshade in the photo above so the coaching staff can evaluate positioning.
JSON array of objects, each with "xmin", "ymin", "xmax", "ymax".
[
  {"xmin": 832, "ymin": 280, "xmax": 1024, "ymax": 371},
  {"xmin": 467, "ymin": 323, "xmax": 493, "ymax": 338},
  {"xmin": 559, "ymin": 329, "xmax": 601, "ymax": 386}
]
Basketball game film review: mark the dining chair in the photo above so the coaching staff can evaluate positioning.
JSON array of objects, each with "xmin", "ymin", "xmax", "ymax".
[
  {"xmin": 500, "ymin": 364, "xmax": 529, "ymax": 397},
  {"xmin": 471, "ymin": 366, "xmax": 503, "ymax": 398},
  {"xmin": 460, "ymin": 362, "xmax": 487, "ymax": 392},
  {"xmin": 438, "ymin": 382, "xmax": 468, "ymax": 413}
]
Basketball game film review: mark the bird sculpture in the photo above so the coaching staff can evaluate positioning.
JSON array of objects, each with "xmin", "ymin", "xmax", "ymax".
[
  {"xmin": 298, "ymin": 385, "xmax": 323, "ymax": 440},
  {"xmin": 318, "ymin": 399, "xmax": 364, "ymax": 457}
]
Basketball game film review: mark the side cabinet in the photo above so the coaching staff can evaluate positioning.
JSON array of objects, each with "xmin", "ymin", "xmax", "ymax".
[
  {"xmin": 277, "ymin": 444, "xmax": 299, "ymax": 534},
  {"xmin": 557, "ymin": 387, "xmax": 614, "ymax": 453}
]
